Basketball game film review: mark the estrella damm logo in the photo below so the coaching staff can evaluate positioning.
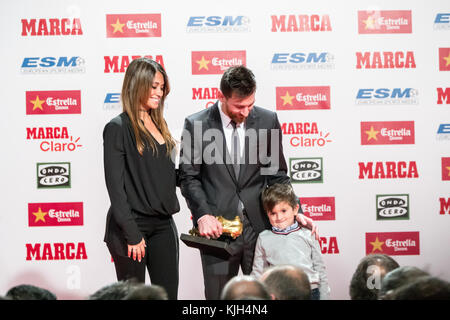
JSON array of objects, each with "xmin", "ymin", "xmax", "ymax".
[
  {"xmin": 361, "ymin": 121, "xmax": 415, "ymax": 145},
  {"xmin": 276, "ymin": 86, "xmax": 330, "ymax": 110},
  {"xmin": 26, "ymin": 91, "xmax": 81, "ymax": 115},
  {"xmin": 191, "ymin": 51, "xmax": 246, "ymax": 75},
  {"xmin": 366, "ymin": 232, "xmax": 420, "ymax": 255},
  {"xmin": 106, "ymin": 14, "xmax": 161, "ymax": 38},
  {"xmin": 358, "ymin": 10, "xmax": 412, "ymax": 34},
  {"xmin": 28, "ymin": 202, "xmax": 83, "ymax": 227},
  {"xmin": 439, "ymin": 48, "xmax": 450, "ymax": 71}
]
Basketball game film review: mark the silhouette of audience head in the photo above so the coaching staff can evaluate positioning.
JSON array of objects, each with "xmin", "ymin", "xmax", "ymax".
[
  {"xmin": 5, "ymin": 284, "xmax": 57, "ymax": 300},
  {"xmin": 221, "ymin": 275, "xmax": 270, "ymax": 300},
  {"xmin": 261, "ymin": 265, "xmax": 311, "ymax": 300},
  {"xmin": 382, "ymin": 275, "xmax": 450, "ymax": 300},
  {"xmin": 349, "ymin": 254, "xmax": 399, "ymax": 300},
  {"xmin": 378, "ymin": 266, "xmax": 429, "ymax": 299},
  {"xmin": 123, "ymin": 284, "xmax": 168, "ymax": 300}
]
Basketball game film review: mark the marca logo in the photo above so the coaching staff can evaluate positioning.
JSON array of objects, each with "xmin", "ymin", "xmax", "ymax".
[
  {"xmin": 358, "ymin": 161, "xmax": 419, "ymax": 179},
  {"xmin": 192, "ymin": 51, "xmax": 246, "ymax": 75},
  {"xmin": 104, "ymin": 55, "xmax": 164, "ymax": 73},
  {"xmin": 356, "ymin": 51, "xmax": 416, "ymax": 69},
  {"xmin": 440, "ymin": 198, "xmax": 450, "ymax": 215},
  {"xmin": 376, "ymin": 194, "xmax": 409, "ymax": 220},
  {"xmin": 26, "ymin": 91, "xmax": 81, "ymax": 115},
  {"xmin": 186, "ymin": 16, "xmax": 250, "ymax": 33},
  {"xmin": 271, "ymin": 14, "xmax": 332, "ymax": 32},
  {"xmin": 21, "ymin": 56, "xmax": 85, "ymax": 74},
  {"xmin": 439, "ymin": 48, "xmax": 450, "ymax": 71},
  {"xmin": 358, "ymin": 10, "xmax": 412, "ymax": 34},
  {"xmin": 366, "ymin": 232, "xmax": 420, "ymax": 256},
  {"xmin": 106, "ymin": 14, "xmax": 161, "ymax": 38},
  {"xmin": 192, "ymin": 87, "xmax": 219, "ymax": 109},
  {"xmin": 37, "ymin": 162, "xmax": 70, "ymax": 189},
  {"xmin": 21, "ymin": 18, "xmax": 83, "ymax": 36},
  {"xmin": 290, "ymin": 158, "xmax": 323, "ymax": 184},
  {"xmin": 442, "ymin": 157, "xmax": 450, "ymax": 181},
  {"xmin": 356, "ymin": 88, "xmax": 418, "ymax": 105},
  {"xmin": 276, "ymin": 86, "xmax": 330, "ymax": 110},
  {"xmin": 300, "ymin": 197, "xmax": 335, "ymax": 221},
  {"xmin": 281, "ymin": 122, "xmax": 332, "ymax": 148},
  {"xmin": 361, "ymin": 121, "xmax": 415, "ymax": 145},
  {"xmin": 437, "ymin": 88, "xmax": 450, "ymax": 104},
  {"xmin": 437, "ymin": 124, "xmax": 450, "ymax": 141},
  {"xmin": 26, "ymin": 127, "xmax": 82, "ymax": 152},
  {"xmin": 271, "ymin": 52, "xmax": 335, "ymax": 70},
  {"xmin": 26, "ymin": 242, "xmax": 87, "ymax": 261},
  {"xmin": 319, "ymin": 237, "xmax": 339, "ymax": 254},
  {"xmin": 28, "ymin": 202, "xmax": 83, "ymax": 227},
  {"xmin": 434, "ymin": 13, "xmax": 450, "ymax": 30}
]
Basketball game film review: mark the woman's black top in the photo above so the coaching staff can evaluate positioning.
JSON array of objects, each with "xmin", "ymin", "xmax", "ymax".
[{"xmin": 103, "ymin": 112, "xmax": 180, "ymax": 247}]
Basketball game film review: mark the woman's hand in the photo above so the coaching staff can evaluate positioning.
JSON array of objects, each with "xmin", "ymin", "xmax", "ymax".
[
  {"xmin": 296, "ymin": 214, "xmax": 319, "ymax": 241},
  {"xmin": 128, "ymin": 238, "xmax": 146, "ymax": 262}
]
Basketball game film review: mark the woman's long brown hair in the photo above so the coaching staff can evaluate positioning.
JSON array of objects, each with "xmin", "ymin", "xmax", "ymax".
[{"xmin": 121, "ymin": 58, "xmax": 176, "ymax": 156}]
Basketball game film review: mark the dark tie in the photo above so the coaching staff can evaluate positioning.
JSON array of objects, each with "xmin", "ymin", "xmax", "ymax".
[
  {"xmin": 230, "ymin": 120, "xmax": 244, "ymax": 218},
  {"xmin": 230, "ymin": 120, "xmax": 240, "ymax": 179}
]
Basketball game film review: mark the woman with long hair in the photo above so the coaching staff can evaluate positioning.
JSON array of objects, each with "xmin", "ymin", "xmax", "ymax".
[{"xmin": 103, "ymin": 57, "xmax": 179, "ymax": 299}]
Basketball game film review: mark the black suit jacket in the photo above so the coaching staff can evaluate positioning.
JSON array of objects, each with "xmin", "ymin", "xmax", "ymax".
[{"xmin": 179, "ymin": 102, "xmax": 292, "ymax": 235}]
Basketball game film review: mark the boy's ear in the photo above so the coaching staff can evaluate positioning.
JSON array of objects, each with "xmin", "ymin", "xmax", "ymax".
[{"xmin": 294, "ymin": 203, "xmax": 300, "ymax": 213}]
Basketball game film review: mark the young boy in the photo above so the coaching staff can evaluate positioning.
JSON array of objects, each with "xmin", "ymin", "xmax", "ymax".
[{"xmin": 251, "ymin": 183, "xmax": 330, "ymax": 300}]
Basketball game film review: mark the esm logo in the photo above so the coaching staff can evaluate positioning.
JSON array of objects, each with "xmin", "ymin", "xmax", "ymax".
[{"xmin": 21, "ymin": 56, "xmax": 85, "ymax": 74}]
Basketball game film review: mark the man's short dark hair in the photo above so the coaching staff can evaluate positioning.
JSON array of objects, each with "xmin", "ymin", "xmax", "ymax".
[
  {"xmin": 262, "ymin": 265, "xmax": 311, "ymax": 300},
  {"xmin": 123, "ymin": 284, "xmax": 168, "ymax": 300},
  {"xmin": 262, "ymin": 183, "xmax": 298, "ymax": 213},
  {"xmin": 349, "ymin": 254, "xmax": 400, "ymax": 300},
  {"xmin": 89, "ymin": 280, "xmax": 140, "ymax": 300},
  {"xmin": 379, "ymin": 266, "xmax": 429, "ymax": 299},
  {"xmin": 221, "ymin": 275, "xmax": 270, "ymax": 300},
  {"xmin": 384, "ymin": 276, "xmax": 450, "ymax": 300},
  {"xmin": 5, "ymin": 284, "xmax": 57, "ymax": 300},
  {"xmin": 220, "ymin": 66, "xmax": 256, "ymax": 98}
]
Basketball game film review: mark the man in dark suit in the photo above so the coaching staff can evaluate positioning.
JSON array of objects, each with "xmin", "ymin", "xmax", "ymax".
[{"xmin": 179, "ymin": 66, "xmax": 317, "ymax": 300}]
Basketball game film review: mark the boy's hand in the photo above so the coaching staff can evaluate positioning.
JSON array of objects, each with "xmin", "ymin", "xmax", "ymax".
[{"xmin": 296, "ymin": 214, "xmax": 319, "ymax": 241}]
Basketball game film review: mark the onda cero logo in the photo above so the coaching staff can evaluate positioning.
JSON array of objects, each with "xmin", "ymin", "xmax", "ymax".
[
  {"xmin": 37, "ymin": 162, "xmax": 71, "ymax": 189},
  {"xmin": 376, "ymin": 194, "xmax": 410, "ymax": 220},
  {"xmin": 289, "ymin": 158, "xmax": 323, "ymax": 184}
]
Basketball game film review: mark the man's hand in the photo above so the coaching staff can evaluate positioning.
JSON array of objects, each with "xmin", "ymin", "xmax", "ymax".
[
  {"xmin": 296, "ymin": 214, "xmax": 319, "ymax": 241},
  {"xmin": 197, "ymin": 214, "xmax": 223, "ymax": 239}
]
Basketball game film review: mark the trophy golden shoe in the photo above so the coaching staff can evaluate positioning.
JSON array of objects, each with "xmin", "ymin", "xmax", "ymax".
[
  {"xmin": 188, "ymin": 216, "xmax": 243, "ymax": 239},
  {"xmin": 181, "ymin": 215, "xmax": 243, "ymax": 257}
]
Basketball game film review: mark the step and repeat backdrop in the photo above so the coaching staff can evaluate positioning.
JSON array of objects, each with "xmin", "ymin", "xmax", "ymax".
[{"xmin": 0, "ymin": 0, "xmax": 449, "ymax": 299}]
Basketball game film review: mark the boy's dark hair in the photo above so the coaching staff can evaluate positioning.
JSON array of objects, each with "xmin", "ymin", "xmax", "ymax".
[
  {"xmin": 220, "ymin": 65, "xmax": 256, "ymax": 98},
  {"xmin": 262, "ymin": 183, "xmax": 298, "ymax": 213}
]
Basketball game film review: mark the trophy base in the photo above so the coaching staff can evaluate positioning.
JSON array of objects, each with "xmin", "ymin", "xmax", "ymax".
[{"xmin": 180, "ymin": 233, "xmax": 234, "ymax": 258}]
